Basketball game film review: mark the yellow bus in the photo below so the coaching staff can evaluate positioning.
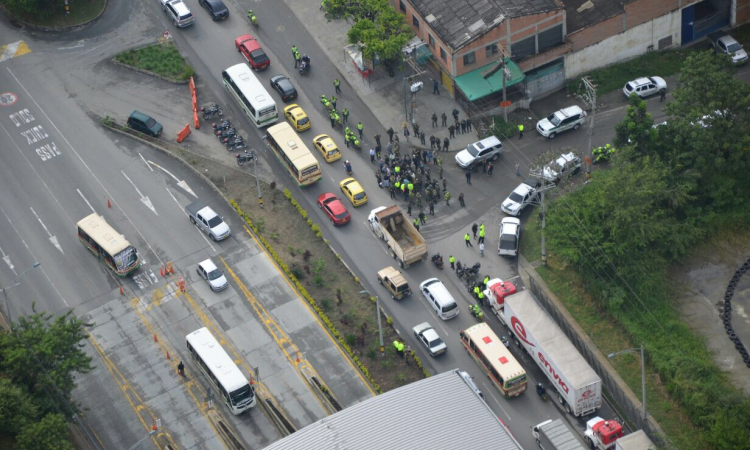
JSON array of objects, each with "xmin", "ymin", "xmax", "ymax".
[
  {"xmin": 77, "ymin": 213, "xmax": 141, "ymax": 277},
  {"xmin": 265, "ymin": 122, "xmax": 322, "ymax": 187},
  {"xmin": 460, "ymin": 322, "xmax": 527, "ymax": 397}
]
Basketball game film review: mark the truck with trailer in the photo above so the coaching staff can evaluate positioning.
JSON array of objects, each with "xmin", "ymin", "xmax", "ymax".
[
  {"xmin": 614, "ymin": 430, "xmax": 656, "ymax": 450},
  {"xmin": 502, "ymin": 289, "xmax": 603, "ymax": 416},
  {"xmin": 533, "ymin": 419, "xmax": 586, "ymax": 450},
  {"xmin": 368, "ymin": 205, "xmax": 427, "ymax": 269}
]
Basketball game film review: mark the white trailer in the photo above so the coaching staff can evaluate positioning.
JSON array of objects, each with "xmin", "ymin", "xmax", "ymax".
[
  {"xmin": 614, "ymin": 430, "xmax": 656, "ymax": 450},
  {"xmin": 504, "ymin": 290, "xmax": 602, "ymax": 416}
]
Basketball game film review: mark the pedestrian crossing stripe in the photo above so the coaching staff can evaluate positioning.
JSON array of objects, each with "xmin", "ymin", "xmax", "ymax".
[{"xmin": 0, "ymin": 41, "xmax": 31, "ymax": 63}]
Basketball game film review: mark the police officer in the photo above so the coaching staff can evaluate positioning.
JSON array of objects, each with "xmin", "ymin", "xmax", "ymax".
[
  {"xmin": 477, "ymin": 290, "xmax": 485, "ymax": 306},
  {"xmin": 342, "ymin": 108, "xmax": 349, "ymax": 124},
  {"xmin": 449, "ymin": 255, "xmax": 456, "ymax": 270},
  {"xmin": 445, "ymin": 191, "xmax": 451, "ymax": 206},
  {"xmin": 484, "ymin": 275, "xmax": 490, "ymax": 287},
  {"xmin": 334, "ymin": 78, "xmax": 341, "ymax": 93},
  {"xmin": 357, "ymin": 122, "xmax": 364, "ymax": 139},
  {"xmin": 464, "ymin": 232, "xmax": 472, "ymax": 247},
  {"xmin": 413, "ymin": 217, "xmax": 420, "ymax": 231}
]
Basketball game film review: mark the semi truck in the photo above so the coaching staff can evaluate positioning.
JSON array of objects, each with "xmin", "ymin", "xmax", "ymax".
[
  {"xmin": 503, "ymin": 290, "xmax": 603, "ymax": 416},
  {"xmin": 533, "ymin": 419, "xmax": 586, "ymax": 450},
  {"xmin": 368, "ymin": 205, "xmax": 427, "ymax": 269}
]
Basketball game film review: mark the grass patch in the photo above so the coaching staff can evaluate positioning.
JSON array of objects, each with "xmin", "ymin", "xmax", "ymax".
[
  {"xmin": 520, "ymin": 213, "xmax": 709, "ymax": 450},
  {"xmin": 566, "ymin": 48, "xmax": 699, "ymax": 96},
  {"xmin": 115, "ymin": 42, "xmax": 195, "ymax": 82},
  {"xmin": 1, "ymin": 0, "xmax": 104, "ymax": 27}
]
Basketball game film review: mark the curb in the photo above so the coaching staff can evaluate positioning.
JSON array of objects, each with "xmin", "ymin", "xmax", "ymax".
[{"xmin": 0, "ymin": 0, "xmax": 107, "ymax": 32}]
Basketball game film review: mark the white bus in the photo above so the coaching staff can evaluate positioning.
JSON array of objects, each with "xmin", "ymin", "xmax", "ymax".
[
  {"xmin": 222, "ymin": 63, "xmax": 277, "ymax": 127},
  {"xmin": 186, "ymin": 328, "xmax": 256, "ymax": 414},
  {"xmin": 77, "ymin": 213, "xmax": 141, "ymax": 277},
  {"xmin": 460, "ymin": 322, "xmax": 527, "ymax": 397}
]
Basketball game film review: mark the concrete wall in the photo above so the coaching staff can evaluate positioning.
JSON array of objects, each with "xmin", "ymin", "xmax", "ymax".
[
  {"xmin": 738, "ymin": 0, "xmax": 750, "ymax": 25},
  {"xmin": 565, "ymin": 11, "xmax": 681, "ymax": 79}
]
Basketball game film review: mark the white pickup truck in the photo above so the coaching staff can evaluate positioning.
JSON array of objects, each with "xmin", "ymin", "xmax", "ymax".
[
  {"xmin": 708, "ymin": 31, "xmax": 748, "ymax": 65},
  {"xmin": 186, "ymin": 201, "xmax": 231, "ymax": 241}
]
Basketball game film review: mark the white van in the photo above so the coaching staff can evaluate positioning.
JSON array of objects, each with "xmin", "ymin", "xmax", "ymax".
[
  {"xmin": 454, "ymin": 136, "xmax": 503, "ymax": 169},
  {"xmin": 420, "ymin": 278, "xmax": 459, "ymax": 320}
]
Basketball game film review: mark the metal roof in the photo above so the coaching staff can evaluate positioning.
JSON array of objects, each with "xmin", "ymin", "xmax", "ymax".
[
  {"xmin": 565, "ymin": 0, "xmax": 631, "ymax": 34},
  {"xmin": 410, "ymin": 0, "xmax": 561, "ymax": 51},
  {"xmin": 263, "ymin": 369, "xmax": 524, "ymax": 450}
]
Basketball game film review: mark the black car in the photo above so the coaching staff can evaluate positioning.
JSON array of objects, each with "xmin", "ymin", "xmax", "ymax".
[
  {"xmin": 127, "ymin": 111, "xmax": 163, "ymax": 137},
  {"xmin": 198, "ymin": 0, "xmax": 228, "ymax": 20},
  {"xmin": 270, "ymin": 75, "xmax": 298, "ymax": 102}
]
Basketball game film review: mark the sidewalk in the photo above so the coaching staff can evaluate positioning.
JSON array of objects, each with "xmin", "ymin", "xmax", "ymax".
[{"xmin": 284, "ymin": 0, "xmax": 479, "ymax": 152}]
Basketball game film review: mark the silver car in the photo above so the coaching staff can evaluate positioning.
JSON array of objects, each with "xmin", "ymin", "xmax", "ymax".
[
  {"xmin": 197, "ymin": 259, "xmax": 229, "ymax": 292},
  {"xmin": 412, "ymin": 322, "xmax": 447, "ymax": 356}
]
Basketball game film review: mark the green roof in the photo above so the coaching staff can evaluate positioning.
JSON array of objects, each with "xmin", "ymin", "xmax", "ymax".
[{"xmin": 454, "ymin": 58, "xmax": 525, "ymax": 101}]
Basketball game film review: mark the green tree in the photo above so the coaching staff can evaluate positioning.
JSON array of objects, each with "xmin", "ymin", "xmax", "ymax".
[
  {"xmin": 0, "ymin": 309, "xmax": 93, "ymax": 416},
  {"xmin": 16, "ymin": 413, "xmax": 74, "ymax": 450},
  {"xmin": 348, "ymin": 8, "xmax": 413, "ymax": 67},
  {"xmin": 613, "ymin": 94, "xmax": 656, "ymax": 153},
  {"xmin": 0, "ymin": 378, "xmax": 38, "ymax": 435},
  {"xmin": 324, "ymin": 0, "xmax": 389, "ymax": 21}
]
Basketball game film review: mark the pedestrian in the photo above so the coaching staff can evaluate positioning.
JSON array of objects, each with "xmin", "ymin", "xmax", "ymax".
[
  {"xmin": 465, "ymin": 170, "xmax": 472, "ymax": 185},
  {"xmin": 452, "ymin": 108, "xmax": 459, "ymax": 122},
  {"xmin": 478, "ymin": 228, "xmax": 485, "ymax": 244},
  {"xmin": 334, "ymin": 78, "xmax": 341, "ymax": 93},
  {"xmin": 660, "ymin": 89, "xmax": 666, "ymax": 102},
  {"xmin": 459, "ymin": 192, "xmax": 465, "ymax": 207},
  {"xmin": 445, "ymin": 191, "xmax": 451, "ymax": 206},
  {"xmin": 374, "ymin": 133, "xmax": 382, "ymax": 147},
  {"xmin": 407, "ymin": 203, "xmax": 412, "ymax": 216},
  {"xmin": 416, "ymin": 192, "xmax": 422, "ymax": 208},
  {"xmin": 487, "ymin": 162, "xmax": 494, "ymax": 176},
  {"xmin": 357, "ymin": 122, "xmax": 364, "ymax": 139},
  {"xmin": 433, "ymin": 79, "xmax": 439, "ymax": 95},
  {"xmin": 479, "ymin": 241, "xmax": 485, "ymax": 257},
  {"xmin": 431, "ymin": 113, "xmax": 438, "ymax": 127},
  {"xmin": 413, "ymin": 217, "xmax": 420, "ymax": 231},
  {"xmin": 449, "ymin": 255, "xmax": 455, "ymax": 270},
  {"xmin": 429, "ymin": 135, "xmax": 436, "ymax": 149},
  {"xmin": 370, "ymin": 147, "xmax": 376, "ymax": 163},
  {"xmin": 467, "ymin": 118, "xmax": 472, "ymax": 131},
  {"xmin": 441, "ymin": 112, "xmax": 447, "ymax": 127},
  {"xmin": 455, "ymin": 120, "xmax": 461, "ymax": 134},
  {"xmin": 387, "ymin": 142, "xmax": 393, "ymax": 155},
  {"xmin": 464, "ymin": 233, "xmax": 473, "ymax": 247},
  {"xmin": 443, "ymin": 137, "xmax": 449, "ymax": 151},
  {"xmin": 178, "ymin": 361, "xmax": 185, "ymax": 376},
  {"xmin": 330, "ymin": 111, "xmax": 336, "ymax": 128},
  {"xmin": 518, "ymin": 123, "xmax": 524, "ymax": 139},
  {"xmin": 420, "ymin": 132, "xmax": 426, "ymax": 145},
  {"xmin": 341, "ymin": 108, "xmax": 349, "ymax": 124},
  {"xmin": 413, "ymin": 123, "xmax": 420, "ymax": 136},
  {"xmin": 442, "ymin": 178, "xmax": 447, "ymax": 192},
  {"xmin": 472, "ymin": 223, "xmax": 478, "ymax": 239},
  {"xmin": 330, "ymin": 96, "xmax": 337, "ymax": 110},
  {"xmin": 461, "ymin": 119, "xmax": 467, "ymax": 134},
  {"xmin": 449, "ymin": 124, "xmax": 455, "ymax": 138},
  {"xmin": 292, "ymin": 45, "xmax": 298, "ymax": 65},
  {"xmin": 402, "ymin": 121, "xmax": 409, "ymax": 138},
  {"xmin": 419, "ymin": 211, "xmax": 426, "ymax": 224},
  {"xmin": 480, "ymin": 223, "xmax": 485, "ymax": 235},
  {"xmin": 437, "ymin": 156, "xmax": 443, "ymax": 167},
  {"xmin": 387, "ymin": 127, "xmax": 394, "ymax": 142},
  {"xmin": 295, "ymin": 51, "xmax": 301, "ymax": 67},
  {"xmin": 389, "ymin": 185, "xmax": 396, "ymax": 199},
  {"xmin": 429, "ymin": 200, "xmax": 435, "ymax": 215}
]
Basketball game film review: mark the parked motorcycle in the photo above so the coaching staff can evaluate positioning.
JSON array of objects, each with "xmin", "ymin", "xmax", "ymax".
[
  {"xmin": 247, "ymin": 9, "xmax": 258, "ymax": 26},
  {"xmin": 236, "ymin": 150, "xmax": 255, "ymax": 166},
  {"xmin": 226, "ymin": 136, "xmax": 247, "ymax": 151},
  {"xmin": 431, "ymin": 253, "xmax": 444, "ymax": 270},
  {"xmin": 217, "ymin": 128, "xmax": 237, "ymax": 141},
  {"xmin": 201, "ymin": 104, "xmax": 223, "ymax": 120},
  {"xmin": 469, "ymin": 304, "xmax": 484, "ymax": 321},
  {"xmin": 212, "ymin": 120, "xmax": 232, "ymax": 135}
]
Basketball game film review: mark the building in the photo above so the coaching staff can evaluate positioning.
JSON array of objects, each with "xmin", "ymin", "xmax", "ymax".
[{"xmin": 262, "ymin": 369, "xmax": 524, "ymax": 450}]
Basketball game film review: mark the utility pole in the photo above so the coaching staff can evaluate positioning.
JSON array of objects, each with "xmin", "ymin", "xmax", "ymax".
[
  {"xmin": 361, "ymin": 290, "xmax": 385, "ymax": 356},
  {"xmin": 527, "ymin": 167, "xmax": 555, "ymax": 266},
  {"xmin": 251, "ymin": 149, "xmax": 263, "ymax": 208},
  {"xmin": 541, "ymin": 190, "xmax": 546, "ymax": 266},
  {"xmin": 482, "ymin": 49, "xmax": 512, "ymax": 122},
  {"xmin": 581, "ymin": 77, "xmax": 597, "ymax": 169}
]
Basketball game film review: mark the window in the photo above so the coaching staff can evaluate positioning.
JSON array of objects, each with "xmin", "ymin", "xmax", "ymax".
[
  {"xmin": 538, "ymin": 24, "xmax": 563, "ymax": 52},
  {"xmin": 512, "ymin": 35, "xmax": 535, "ymax": 60},
  {"xmin": 440, "ymin": 47, "xmax": 447, "ymax": 61},
  {"xmin": 399, "ymin": 0, "xmax": 405, "ymax": 12},
  {"xmin": 463, "ymin": 51, "xmax": 476, "ymax": 66},
  {"xmin": 486, "ymin": 43, "xmax": 498, "ymax": 58},
  {"xmin": 412, "ymin": 16, "xmax": 419, "ymax": 28},
  {"xmin": 429, "ymin": 34, "xmax": 435, "ymax": 48}
]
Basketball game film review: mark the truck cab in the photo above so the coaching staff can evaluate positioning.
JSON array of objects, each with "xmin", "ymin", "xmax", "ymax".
[
  {"xmin": 584, "ymin": 417, "xmax": 624, "ymax": 449},
  {"xmin": 377, "ymin": 266, "xmax": 411, "ymax": 299},
  {"xmin": 484, "ymin": 278, "xmax": 517, "ymax": 310}
]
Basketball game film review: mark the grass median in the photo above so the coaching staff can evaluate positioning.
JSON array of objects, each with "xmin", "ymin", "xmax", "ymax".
[
  {"xmin": 115, "ymin": 41, "xmax": 195, "ymax": 82},
  {"xmin": 1, "ymin": 0, "xmax": 104, "ymax": 27}
]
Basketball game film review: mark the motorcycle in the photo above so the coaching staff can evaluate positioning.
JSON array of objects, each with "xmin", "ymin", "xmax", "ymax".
[
  {"xmin": 226, "ymin": 136, "xmax": 247, "ymax": 151},
  {"xmin": 299, "ymin": 55, "xmax": 311, "ymax": 75},
  {"xmin": 536, "ymin": 383, "xmax": 548, "ymax": 401},
  {"xmin": 218, "ymin": 129, "xmax": 238, "ymax": 142},
  {"xmin": 212, "ymin": 120, "xmax": 232, "ymax": 134},
  {"xmin": 320, "ymin": 95, "xmax": 332, "ymax": 111},
  {"xmin": 467, "ymin": 262, "xmax": 481, "ymax": 275},
  {"xmin": 247, "ymin": 9, "xmax": 258, "ymax": 26},
  {"xmin": 501, "ymin": 335, "xmax": 510, "ymax": 348},
  {"xmin": 343, "ymin": 160, "xmax": 352, "ymax": 176},
  {"xmin": 469, "ymin": 304, "xmax": 484, "ymax": 321},
  {"xmin": 201, "ymin": 104, "xmax": 223, "ymax": 120},
  {"xmin": 431, "ymin": 253, "xmax": 444, "ymax": 270},
  {"xmin": 236, "ymin": 150, "xmax": 255, "ymax": 166}
]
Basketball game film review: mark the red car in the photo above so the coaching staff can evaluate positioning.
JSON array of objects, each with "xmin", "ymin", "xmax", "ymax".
[
  {"xmin": 235, "ymin": 34, "xmax": 270, "ymax": 71},
  {"xmin": 317, "ymin": 193, "xmax": 351, "ymax": 226}
]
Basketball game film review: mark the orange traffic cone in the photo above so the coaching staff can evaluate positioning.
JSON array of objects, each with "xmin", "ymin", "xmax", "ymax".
[
  {"xmin": 119, "ymin": 286, "xmax": 124, "ymax": 295},
  {"xmin": 154, "ymin": 334, "xmax": 158, "ymax": 343},
  {"xmin": 107, "ymin": 199, "xmax": 112, "ymax": 208},
  {"xmin": 166, "ymin": 351, "xmax": 171, "ymax": 360}
]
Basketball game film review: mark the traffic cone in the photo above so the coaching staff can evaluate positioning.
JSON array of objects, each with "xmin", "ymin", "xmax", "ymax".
[
  {"xmin": 119, "ymin": 286, "xmax": 124, "ymax": 295},
  {"xmin": 160, "ymin": 266, "xmax": 165, "ymax": 277},
  {"xmin": 107, "ymin": 199, "xmax": 112, "ymax": 208},
  {"xmin": 166, "ymin": 351, "xmax": 171, "ymax": 360},
  {"xmin": 154, "ymin": 334, "xmax": 158, "ymax": 343}
]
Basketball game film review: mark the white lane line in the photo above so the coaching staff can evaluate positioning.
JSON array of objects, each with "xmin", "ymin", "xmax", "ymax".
[
  {"xmin": 57, "ymin": 42, "xmax": 84, "ymax": 50},
  {"xmin": 30, "ymin": 207, "xmax": 63, "ymax": 254},
  {"xmin": 485, "ymin": 386, "xmax": 511, "ymax": 420},
  {"xmin": 121, "ymin": 170, "xmax": 157, "ymax": 215},
  {"xmin": 0, "ymin": 244, "xmax": 16, "ymax": 275},
  {"xmin": 165, "ymin": 187, "xmax": 215, "ymax": 252},
  {"xmin": 7, "ymin": 67, "xmax": 165, "ymax": 268},
  {"xmin": 76, "ymin": 189, "xmax": 96, "ymax": 214},
  {"xmin": 149, "ymin": 160, "xmax": 196, "ymax": 197},
  {"xmin": 0, "ymin": 204, "xmax": 68, "ymax": 306},
  {"xmin": 139, "ymin": 153, "xmax": 153, "ymax": 172}
]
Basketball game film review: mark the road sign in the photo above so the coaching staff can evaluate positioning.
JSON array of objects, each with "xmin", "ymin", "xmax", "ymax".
[{"xmin": 0, "ymin": 92, "xmax": 18, "ymax": 106}]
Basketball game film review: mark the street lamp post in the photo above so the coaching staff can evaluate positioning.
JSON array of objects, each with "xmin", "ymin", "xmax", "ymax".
[
  {"xmin": 608, "ymin": 346, "xmax": 647, "ymax": 421},
  {"xmin": 361, "ymin": 290, "xmax": 385, "ymax": 356},
  {"xmin": 1, "ymin": 262, "xmax": 41, "ymax": 326},
  {"xmin": 126, "ymin": 429, "xmax": 157, "ymax": 450}
]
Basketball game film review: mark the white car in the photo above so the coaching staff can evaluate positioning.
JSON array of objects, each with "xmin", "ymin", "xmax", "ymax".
[
  {"xmin": 498, "ymin": 217, "xmax": 521, "ymax": 257},
  {"xmin": 412, "ymin": 322, "xmax": 447, "ymax": 357},
  {"xmin": 536, "ymin": 106, "xmax": 586, "ymax": 139},
  {"xmin": 454, "ymin": 136, "xmax": 503, "ymax": 169},
  {"xmin": 541, "ymin": 152, "xmax": 581, "ymax": 182},
  {"xmin": 197, "ymin": 259, "xmax": 229, "ymax": 292},
  {"xmin": 623, "ymin": 77, "xmax": 666, "ymax": 98},
  {"xmin": 501, "ymin": 178, "xmax": 541, "ymax": 216}
]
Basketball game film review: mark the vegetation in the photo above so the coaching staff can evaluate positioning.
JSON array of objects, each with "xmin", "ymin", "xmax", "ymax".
[
  {"xmin": 115, "ymin": 42, "xmax": 195, "ymax": 82},
  {"xmin": 0, "ymin": 0, "xmax": 104, "ymax": 27},
  {"xmin": 0, "ymin": 309, "xmax": 94, "ymax": 448},
  {"xmin": 541, "ymin": 52, "xmax": 750, "ymax": 449}
]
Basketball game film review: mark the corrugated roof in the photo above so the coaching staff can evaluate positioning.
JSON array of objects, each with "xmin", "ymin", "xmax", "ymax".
[
  {"xmin": 410, "ymin": 0, "xmax": 561, "ymax": 51},
  {"xmin": 263, "ymin": 369, "xmax": 524, "ymax": 450},
  {"xmin": 565, "ymin": 0, "xmax": 629, "ymax": 34}
]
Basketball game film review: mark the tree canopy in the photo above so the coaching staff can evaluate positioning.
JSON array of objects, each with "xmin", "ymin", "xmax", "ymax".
[{"xmin": 347, "ymin": 7, "xmax": 413, "ymax": 64}]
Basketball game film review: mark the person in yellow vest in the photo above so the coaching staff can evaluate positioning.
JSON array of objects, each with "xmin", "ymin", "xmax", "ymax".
[
  {"xmin": 393, "ymin": 340, "xmax": 404, "ymax": 357},
  {"xmin": 449, "ymin": 255, "xmax": 455, "ymax": 270},
  {"xmin": 477, "ymin": 290, "xmax": 485, "ymax": 306},
  {"xmin": 483, "ymin": 275, "xmax": 490, "ymax": 286},
  {"xmin": 473, "ymin": 285, "xmax": 481, "ymax": 298},
  {"xmin": 478, "ymin": 228, "xmax": 485, "ymax": 244},
  {"xmin": 518, "ymin": 124, "xmax": 524, "ymax": 139}
]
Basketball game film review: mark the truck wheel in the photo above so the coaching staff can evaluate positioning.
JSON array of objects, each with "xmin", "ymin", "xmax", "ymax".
[
  {"xmin": 378, "ymin": 277, "xmax": 383, "ymax": 285},
  {"xmin": 586, "ymin": 437, "xmax": 595, "ymax": 449},
  {"xmin": 190, "ymin": 216, "xmax": 196, "ymax": 224},
  {"xmin": 565, "ymin": 403, "xmax": 573, "ymax": 415},
  {"xmin": 390, "ymin": 250, "xmax": 396, "ymax": 259},
  {"xmin": 398, "ymin": 259, "xmax": 404, "ymax": 268}
]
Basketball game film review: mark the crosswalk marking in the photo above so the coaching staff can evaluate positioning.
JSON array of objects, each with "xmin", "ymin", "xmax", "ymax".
[{"xmin": 0, "ymin": 41, "xmax": 31, "ymax": 63}]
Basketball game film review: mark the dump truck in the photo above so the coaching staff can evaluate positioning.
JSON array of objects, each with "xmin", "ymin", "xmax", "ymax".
[
  {"xmin": 533, "ymin": 419, "xmax": 586, "ymax": 450},
  {"xmin": 504, "ymin": 290, "xmax": 602, "ymax": 416},
  {"xmin": 186, "ymin": 201, "xmax": 231, "ymax": 241},
  {"xmin": 368, "ymin": 205, "xmax": 427, "ymax": 269}
]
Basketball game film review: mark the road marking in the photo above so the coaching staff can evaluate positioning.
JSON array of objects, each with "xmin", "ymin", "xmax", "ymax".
[
  {"xmin": 0, "ymin": 92, "xmax": 17, "ymax": 106},
  {"xmin": 149, "ymin": 160, "xmax": 197, "ymax": 197},
  {"xmin": 0, "ymin": 41, "xmax": 31, "ymax": 63},
  {"xmin": 165, "ymin": 188, "xmax": 214, "ymax": 252},
  {"xmin": 0, "ymin": 244, "xmax": 15, "ymax": 274},
  {"xmin": 56, "ymin": 41, "xmax": 84, "ymax": 50},
  {"xmin": 121, "ymin": 170, "xmax": 157, "ymax": 215},
  {"xmin": 139, "ymin": 153, "xmax": 153, "ymax": 172},
  {"xmin": 30, "ymin": 207, "xmax": 63, "ymax": 254},
  {"xmin": 485, "ymin": 386, "xmax": 511, "ymax": 420},
  {"xmin": 76, "ymin": 189, "xmax": 96, "ymax": 214}
]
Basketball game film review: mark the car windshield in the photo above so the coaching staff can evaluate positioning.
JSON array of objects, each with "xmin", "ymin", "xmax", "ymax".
[
  {"xmin": 327, "ymin": 150, "xmax": 338, "ymax": 157},
  {"xmin": 465, "ymin": 145, "xmax": 480, "ymax": 157},
  {"xmin": 230, "ymin": 385, "xmax": 254, "ymax": 405},
  {"xmin": 207, "ymin": 216, "xmax": 223, "ymax": 228},
  {"xmin": 726, "ymin": 42, "xmax": 742, "ymax": 52},
  {"xmin": 145, "ymin": 117, "xmax": 157, "ymax": 128},
  {"xmin": 298, "ymin": 117, "xmax": 309, "ymax": 126},
  {"xmin": 207, "ymin": 269, "xmax": 223, "ymax": 280},
  {"xmin": 508, "ymin": 192, "xmax": 524, "ymax": 203},
  {"xmin": 354, "ymin": 192, "xmax": 366, "ymax": 200},
  {"xmin": 251, "ymin": 50, "xmax": 268, "ymax": 63},
  {"xmin": 547, "ymin": 113, "xmax": 561, "ymax": 126},
  {"xmin": 500, "ymin": 235, "xmax": 517, "ymax": 249}
]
